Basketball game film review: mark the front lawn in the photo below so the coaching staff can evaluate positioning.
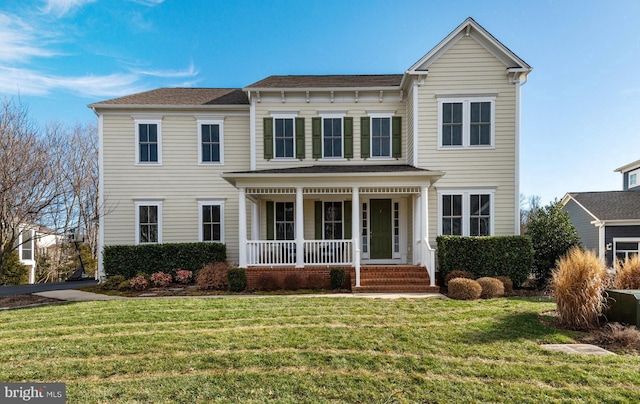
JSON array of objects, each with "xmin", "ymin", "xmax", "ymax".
[{"xmin": 1, "ymin": 297, "xmax": 639, "ymax": 402}]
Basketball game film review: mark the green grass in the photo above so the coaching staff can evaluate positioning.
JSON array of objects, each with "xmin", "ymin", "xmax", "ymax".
[{"xmin": 1, "ymin": 296, "xmax": 639, "ymax": 403}]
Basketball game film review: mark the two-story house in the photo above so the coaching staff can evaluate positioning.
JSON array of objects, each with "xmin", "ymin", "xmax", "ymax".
[
  {"xmin": 90, "ymin": 18, "xmax": 531, "ymax": 291},
  {"xmin": 562, "ymin": 158, "xmax": 640, "ymax": 267}
]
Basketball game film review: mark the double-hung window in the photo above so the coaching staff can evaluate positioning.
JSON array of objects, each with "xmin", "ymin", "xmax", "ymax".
[
  {"xmin": 135, "ymin": 201, "xmax": 162, "ymax": 244},
  {"xmin": 323, "ymin": 117, "xmax": 343, "ymax": 158},
  {"xmin": 135, "ymin": 119, "xmax": 162, "ymax": 164},
  {"xmin": 18, "ymin": 229, "xmax": 34, "ymax": 261},
  {"xmin": 438, "ymin": 97, "xmax": 495, "ymax": 148},
  {"xmin": 199, "ymin": 201, "xmax": 224, "ymax": 242},
  {"xmin": 371, "ymin": 117, "xmax": 392, "ymax": 157},
  {"xmin": 274, "ymin": 118, "xmax": 295, "ymax": 158},
  {"xmin": 198, "ymin": 119, "xmax": 224, "ymax": 164},
  {"xmin": 439, "ymin": 190, "xmax": 494, "ymax": 236},
  {"xmin": 323, "ymin": 202, "xmax": 343, "ymax": 240},
  {"xmin": 628, "ymin": 169, "xmax": 639, "ymax": 189},
  {"xmin": 275, "ymin": 202, "xmax": 295, "ymax": 240},
  {"xmin": 361, "ymin": 113, "xmax": 401, "ymax": 159}
]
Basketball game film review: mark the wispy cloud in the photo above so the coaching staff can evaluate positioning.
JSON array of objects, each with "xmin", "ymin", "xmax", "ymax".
[
  {"xmin": 41, "ymin": 0, "xmax": 97, "ymax": 17},
  {"xmin": 131, "ymin": 62, "xmax": 199, "ymax": 79},
  {"xmin": 128, "ymin": 0, "xmax": 165, "ymax": 6},
  {"xmin": 0, "ymin": 4, "xmax": 198, "ymax": 99},
  {"xmin": 0, "ymin": 66, "xmax": 146, "ymax": 98},
  {"xmin": 0, "ymin": 13, "xmax": 57, "ymax": 63}
]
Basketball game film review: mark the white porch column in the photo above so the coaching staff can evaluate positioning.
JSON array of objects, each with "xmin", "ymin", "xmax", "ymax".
[
  {"xmin": 295, "ymin": 187, "xmax": 304, "ymax": 268},
  {"xmin": 238, "ymin": 188, "xmax": 247, "ymax": 268},
  {"xmin": 251, "ymin": 201, "xmax": 259, "ymax": 240},
  {"xmin": 352, "ymin": 186, "xmax": 361, "ymax": 287},
  {"xmin": 420, "ymin": 185, "xmax": 435, "ymax": 286}
]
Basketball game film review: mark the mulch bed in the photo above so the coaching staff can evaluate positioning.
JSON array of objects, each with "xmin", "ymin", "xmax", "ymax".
[{"xmin": 0, "ymin": 294, "xmax": 63, "ymax": 309}]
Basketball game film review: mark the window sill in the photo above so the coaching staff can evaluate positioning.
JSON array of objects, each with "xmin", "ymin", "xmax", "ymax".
[
  {"xmin": 368, "ymin": 157, "xmax": 396, "ymax": 161},
  {"xmin": 135, "ymin": 162, "xmax": 163, "ymax": 166},
  {"xmin": 437, "ymin": 145, "xmax": 495, "ymax": 150},
  {"xmin": 198, "ymin": 162, "xmax": 224, "ymax": 166},
  {"xmin": 319, "ymin": 157, "xmax": 347, "ymax": 161}
]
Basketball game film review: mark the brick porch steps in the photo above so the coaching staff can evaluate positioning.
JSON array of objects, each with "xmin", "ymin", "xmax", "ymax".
[{"xmin": 351, "ymin": 266, "xmax": 440, "ymax": 293}]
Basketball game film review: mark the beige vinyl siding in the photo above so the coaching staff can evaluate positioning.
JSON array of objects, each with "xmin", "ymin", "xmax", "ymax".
[
  {"xmin": 418, "ymin": 36, "xmax": 518, "ymax": 242},
  {"xmin": 102, "ymin": 111, "xmax": 250, "ymax": 263},
  {"xmin": 254, "ymin": 98, "xmax": 407, "ymax": 170}
]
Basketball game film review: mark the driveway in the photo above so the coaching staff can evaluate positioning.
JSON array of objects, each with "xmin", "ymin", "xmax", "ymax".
[{"xmin": 0, "ymin": 280, "xmax": 99, "ymax": 297}]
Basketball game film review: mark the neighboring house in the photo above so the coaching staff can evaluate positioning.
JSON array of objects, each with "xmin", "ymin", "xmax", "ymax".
[
  {"xmin": 89, "ymin": 18, "xmax": 531, "ymax": 290},
  {"xmin": 562, "ymin": 191, "xmax": 640, "ymax": 267},
  {"xmin": 615, "ymin": 159, "xmax": 640, "ymax": 191},
  {"xmin": 16, "ymin": 226, "xmax": 64, "ymax": 284}
]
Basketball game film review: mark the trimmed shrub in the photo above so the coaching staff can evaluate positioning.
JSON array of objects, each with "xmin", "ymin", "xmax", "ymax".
[
  {"xmin": 437, "ymin": 235, "xmax": 534, "ymax": 287},
  {"xmin": 101, "ymin": 274, "xmax": 126, "ymax": 290},
  {"xmin": 227, "ymin": 268, "xmax": 247, "ymax": 292},
  {"xmin": 444, "ymin": 270, "xmax": 474, "ymax": 286},
  {"xmin": 103, "ymin": 242, "xmax": 226, "ymax": 279},
  {"xmin": 447, "ymin": 278, "xmax": 482, "ymax": 300},
  {"xmin": 129, "ymin": 275, "xmax": 149, "ymax": 291},
  {"xmin": 476, "ymin": 277, "xmax": 505, "ymax": 299},
  {"xmin": 150, "ymin": 271, "xmax": 172, "ymax": 288},
  {"xmin": 283, "ymin": 273, "xmax": 303, "ymax": 290},
  {"xmin": 552, "ymin": 247, "xmax": 607, "ymax": 330},
  {"xmin": 196, "ymin": 262, "xmax": 229, "ymax": 290},
  {"xmin": 330, "ymin": 268, "xmax": 345, "ymax": 289},
  {"xmin": 614, "ymin": 255, "xmax": 640, "ymax": 289},
  {"xmin": 117, "ymin": 280, "xmax": 131, "ymax": 291},
  {"xmin": 175, "ymin": 269, "xmax": 193, "ymax": 284},
  {"xmin": 257, "ymin": 273, "xmax": 279, "ymax": 291},
  {"xmin": 496, "ymin": 276, "xmax": 514, "ymax": 294}
]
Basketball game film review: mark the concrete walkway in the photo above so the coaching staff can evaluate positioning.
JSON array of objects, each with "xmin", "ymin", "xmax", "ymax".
[{"xmin": 541, "ymin": 344, "xmax": 615, "ymax": 355}]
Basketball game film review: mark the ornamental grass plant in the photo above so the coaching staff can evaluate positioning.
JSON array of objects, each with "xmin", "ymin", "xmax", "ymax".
[
  {"xmin": 613, "ymin": 254, "xmax": 640, "ymax": 289},
  {"xmin": 551, "ymin": 247, "xmax": 607, "ymax": 330}
]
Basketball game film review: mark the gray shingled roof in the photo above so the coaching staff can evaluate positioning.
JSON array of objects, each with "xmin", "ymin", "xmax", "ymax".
[
  {"xmin": 569, "ymin": 191, "xmax": 640, "ymax": 221},
  {"xmin": 227, "ymin": 164, "xmax": 437, "ymax": 175},
  {"xmin": 245, "ymin": 75, "xmax": 403, "ymax": 89},
  {"xmin": 90, "ymin": 88, "xmax": 249, "ymax": 106}
]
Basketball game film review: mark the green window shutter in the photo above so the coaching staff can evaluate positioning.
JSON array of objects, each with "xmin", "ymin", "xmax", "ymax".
[
  {"xmin": 295, "ymin": 117, "xmax": 305, "ymax": 160},
  {"xmin": 263, "ymin": 118, "xmax": 273, "ymax": 160},
  {"xmin": 344, "ymin": 117, "xmax": 353, "ymax": 159},
  {"xmin": 315, "ymin": 201, "xmax": 323, "ymax": 239},
  {"xmin": 344, "ymin": 201, "xmax": 352, "ymax": 240},
  {"xmin": 360, "ymin": 117, "xmax": 370, "ymax": 159},
  {"xmin": 392, "ymin": 116, "xmax": 402, "ymax": 158},
  {"xmin": 312, "ymin": 117, "xmax": 321, "ymax": 159},
  {"xmin": 266, "ymin": 201, "xmax": 274, "ymax": 240}
]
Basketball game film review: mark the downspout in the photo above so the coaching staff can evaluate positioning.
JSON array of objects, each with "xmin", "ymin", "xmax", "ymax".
[
  {"xmin": 412, "ymin": 78, "xmax": 419, "ymax": 167},
  {"xmin": 249, "ymin": 92, "xmax": 256, "ymax": 171},
  {"xmin": 514, "ymin": 73, "xmax": 526, "ymax": 235}
]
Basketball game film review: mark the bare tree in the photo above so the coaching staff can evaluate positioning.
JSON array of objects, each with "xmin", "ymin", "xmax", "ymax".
[
  {"xmin": 0, "ymin": 99, "xmax": 66, "ymax": 278},
  {"xmin": 520, "ymin": 194, "xmax": 542, "ymax": 234}
]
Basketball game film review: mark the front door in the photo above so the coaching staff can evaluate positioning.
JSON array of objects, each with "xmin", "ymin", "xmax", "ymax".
[{"xmin": 370, "ymin": 199, "xmax": 392, "ymax": 259}]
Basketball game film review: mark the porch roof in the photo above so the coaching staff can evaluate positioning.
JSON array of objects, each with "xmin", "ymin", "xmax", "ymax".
[{"xmin": 222, "ymin": 164, "xmax": 444, "ymax": 188}]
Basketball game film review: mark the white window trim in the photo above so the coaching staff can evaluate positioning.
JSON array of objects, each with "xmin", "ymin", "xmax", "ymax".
[
  {"xmin": 437, "ymin": 189, "xmax": 495, "ymax": 236},
  {"xmin": 437, "ymin": 97, "xmax": 496, "ymax": 149},
  {"xmin": 629, "ymin": 169, "xmax": 639, "ymax": 188},
  {"xmin": 18, "ymin": 228, "xmax": 35, "ymax": 264},
  {"xmin": 198, "ymin": 200, "xmax": 225, "ymax": 243},
  {"xmin": 197, "ymin": 118, "xmax": 225, "ymax": 165},
  {"xmin": 270, "ymin": 112, "xmax": 298, "ymax": 160},
  {"xmin": 319, "ymin": 112, "xmax": 346, "ymax": 160},
  {"xmin": 613, "ymin": 238, "xmax": 640, "ymax": 262},
  {"xmin": 134, "ymin": 118, "xmax": 163, "ymax": 165},
  {"xmin": 367, "ymin": 112, "xmax": 395, "ymax": 160},
  {"xmin": 134, "ymin": 200, "xmax": 163, "ymax": 244}
]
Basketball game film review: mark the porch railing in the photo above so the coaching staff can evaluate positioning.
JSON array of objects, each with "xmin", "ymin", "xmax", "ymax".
[{"xmin": 246, "ymin": 240, "xmax": 353, "ymax": 266}]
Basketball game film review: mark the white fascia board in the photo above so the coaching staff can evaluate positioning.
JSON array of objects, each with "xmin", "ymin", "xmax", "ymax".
[
  {"xmin": 591, "ymin": 219, "xmax": 640, "ymax": 226},
  {"xmin": 562, "ymin": 193, "xmax": 600, "ymax": 222},
  {"xmin": 614, "ymin": 159, "xmax": 640, "ymax": 173},
  {"xmin": 89, "ymin": 104, "xmax": 249, "ymax": 111},
  {"xmin": 242, "ymin": 86, "xmax": 401, "ymax": 93}
]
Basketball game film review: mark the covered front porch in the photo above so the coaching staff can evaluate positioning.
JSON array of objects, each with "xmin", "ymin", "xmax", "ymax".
[{"xmin": 222, "ymin": 165, "xmax": 443, "ymax": 287}]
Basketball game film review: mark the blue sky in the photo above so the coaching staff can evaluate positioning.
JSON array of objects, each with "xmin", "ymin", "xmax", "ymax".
[{"xmin": 2, "ymin": 0, "xmax": 639, "ymax": 205}]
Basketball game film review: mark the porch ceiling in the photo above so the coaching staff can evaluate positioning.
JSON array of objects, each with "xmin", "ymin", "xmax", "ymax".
[{"xmin": 222, "ymin": 164, "xmax": 444, "ymax": 189}]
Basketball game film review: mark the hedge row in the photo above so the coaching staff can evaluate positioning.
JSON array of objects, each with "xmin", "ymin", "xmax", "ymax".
[
  {"xmin": 103, "ymin": 242, "xmax": 226, "ymax": 278},
  {"xmin": 436, "ymin": 236, "xmax": 534, "ymax": 287}
]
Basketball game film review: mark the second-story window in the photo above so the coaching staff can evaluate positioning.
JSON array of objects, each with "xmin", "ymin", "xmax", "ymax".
[
  {"xmin": 198, "ymin": 119, "xmax": 224, "ymax": 164},
  {"xmin": 438, "ymin": 97, "xmax": 495, "ymax": 148},
  {"xmin": 135, "ymin": 119, "xmax": 162, "ymax": 164},
  {"xmin": 323, "ymin": 118, "xmax": 343, "ymax": 158},
  {"xmin": 274, "ymin": 118, "xmax": 295, "ymax": 158},
  {"xmin": 371, "ymin": 117, "xmax": 391, "ymax": 158},
  {"xmin": 360, "ymin": 114, "xmax": 401, "ymax": 159}
]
